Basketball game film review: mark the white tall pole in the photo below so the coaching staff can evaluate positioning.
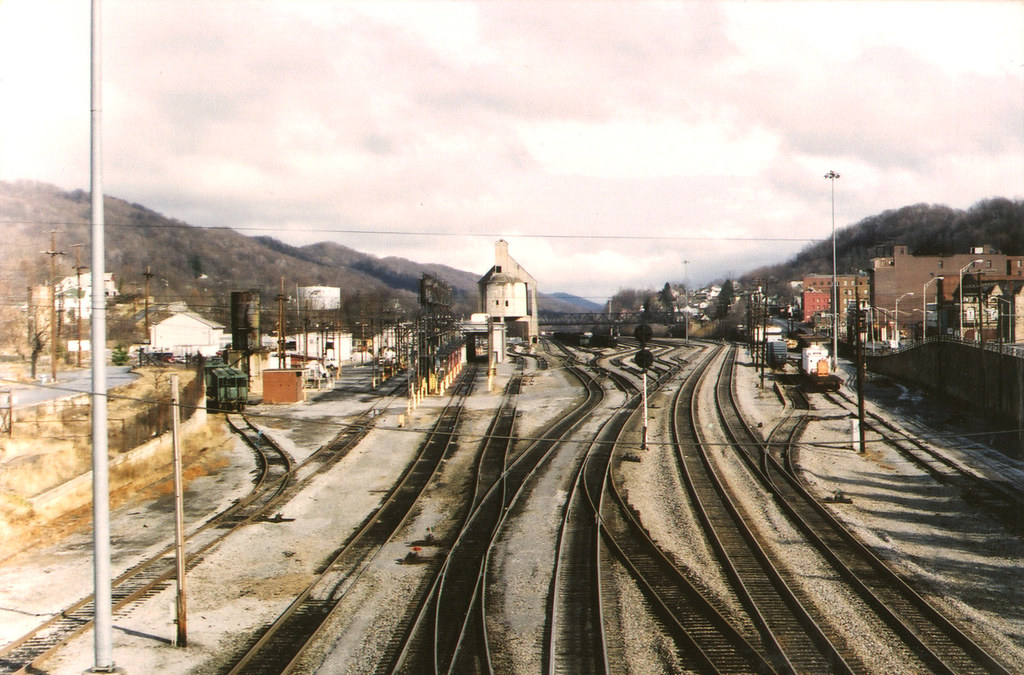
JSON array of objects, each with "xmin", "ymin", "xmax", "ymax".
[
  {"xmin": 825, "ymin": 171, "xmax": 840, "ymax": 369},
  {"xmin": 89, "ymin": 0, "xmax": 116, "ymax": 670}
]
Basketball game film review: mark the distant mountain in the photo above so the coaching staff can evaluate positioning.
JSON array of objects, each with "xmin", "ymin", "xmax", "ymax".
[
  {"xmin": 0, "ymin": 181, "xmax": 584, "ymax": 335},
  {"xmin": 741, "ymin": 198, "xmax": 1024, "ymax": 293},
  {"xmin": 547, "ymin": 292, "xmax": 603, "ymax": 312}
]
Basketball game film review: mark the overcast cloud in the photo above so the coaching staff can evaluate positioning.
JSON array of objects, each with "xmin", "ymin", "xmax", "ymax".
[{"xmin": 2, "ymin": 1, "xmax": 1022, "ymax": 301}]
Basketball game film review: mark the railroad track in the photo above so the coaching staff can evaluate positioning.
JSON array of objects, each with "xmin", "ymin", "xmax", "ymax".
[
  {"xmin": 545, "ymin": 344, "xmax": 643, "ymax": 673},
  {"xmin": 0, "ymin": 414, "xmax": 294, "ymax": 675},
  {"xmin": 684, "ymin": 345, "xmax": 846, "ymax": 673},
  {"xmin": 821, "ymin": 388, "xmax": 1024, "ymax": 534},
  {"xmin": 380, "ymin": 357, "xmax": 525, "ymax": 674},
  {"xmin": 2, "ymin": 370, "xmax": 417, "ymax": 674},
  {"xmin": 590, "ymin": 343, "xmax": 779, "ymax": 674},
  {"xmin": 223, "ymin": 365, "xmax": 479, "ymax": 674},
  {"xmin": 387, "ymin": 343, "xmax": 609, "ymax": 673},
  {"xmin": 716, "ymin": 345, "xmax": 1013, "ymax": 674}
]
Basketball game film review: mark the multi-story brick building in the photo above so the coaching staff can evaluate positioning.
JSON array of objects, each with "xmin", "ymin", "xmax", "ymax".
[
  {"xmin": 870, "ymin": 245, "xmax": 1024, "ymax": 339},
  {"xmin": 802, "ymin": 274, "xmax": 870, "ymax": 322}
]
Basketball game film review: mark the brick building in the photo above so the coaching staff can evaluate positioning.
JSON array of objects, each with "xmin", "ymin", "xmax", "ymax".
[
  {"xmin": 870, "ymin": 245, "xmax": 1024, "ymax": 338},
  {"xmin": 937, "ymin": 275, "xmax": 1024, "ymax": 342},
  {"xmin": 802, "ymin": 274, "xmax": 870, "ymax": 322}
]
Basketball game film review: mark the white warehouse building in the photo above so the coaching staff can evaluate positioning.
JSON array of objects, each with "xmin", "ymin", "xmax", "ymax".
[{"xmin": 149, "ymin": 311, "xmax": 230, "ymax": 357}]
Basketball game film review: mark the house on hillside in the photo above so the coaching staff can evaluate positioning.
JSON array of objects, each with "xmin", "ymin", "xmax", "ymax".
[
  {"xmin": 149, "ymin": 311, "xmax": 229, "ymax": 357},
  {"xmin": 55, "ymin": 270, "xmax": 118, "ymax": 321}
]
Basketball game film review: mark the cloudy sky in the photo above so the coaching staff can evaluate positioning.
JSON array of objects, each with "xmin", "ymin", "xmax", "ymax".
[{"xmin": 2, "ymin": 1, "xmax": 1022, "ymax": 301}]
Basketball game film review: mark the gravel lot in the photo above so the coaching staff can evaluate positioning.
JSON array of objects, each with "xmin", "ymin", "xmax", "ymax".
[{"xmin": 1, "ymin": 347, "xmax": 1021, "ymax": 674}]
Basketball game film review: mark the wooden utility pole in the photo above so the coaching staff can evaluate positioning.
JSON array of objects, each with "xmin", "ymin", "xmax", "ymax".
[
  {"xmin": 42, "ymin": 231, "xmax": 65, "ymax": 382},
  {"xmin": 143, "ymin": 265, "xmax": 154, "ymax": 339},
  {"xmin": 71, "ymin": 244, "xmax": 85, "ymax": 367},
  {"xmin": 276, "ymin": 278, "xmax": 287, "ymax": 368},
  {"xmin": 170, "ymin": 374, "xmax": 187, "ymax": 646}
]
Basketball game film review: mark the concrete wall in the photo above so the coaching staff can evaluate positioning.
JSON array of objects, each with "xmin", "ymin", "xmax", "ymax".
[
  {"xmin": 866, "ymin": 342, "xmax": 1024, "ymax": 452},
  {"xmin": 26, "ymin": 404, "xmax": 208, "ymax": 525}
]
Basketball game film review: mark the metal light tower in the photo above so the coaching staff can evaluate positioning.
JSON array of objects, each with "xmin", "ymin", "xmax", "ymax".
[{"xmin": 825, "ymin": 170, "xmax": 840, "ymax": 367}]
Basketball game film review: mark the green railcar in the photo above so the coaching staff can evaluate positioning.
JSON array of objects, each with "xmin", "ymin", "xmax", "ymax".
[{"xmin": 205, "ymin": 365, "xmax": 249, "ymax": 412}]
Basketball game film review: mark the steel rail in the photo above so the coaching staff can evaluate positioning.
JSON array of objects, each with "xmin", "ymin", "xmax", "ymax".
[
  {"xmin": 720, "ymin": 348, "xmax": 1013, "ymax": 674},
  {"xmin": 596, "ymin": 343, "xmax": 778, "ymax": 674},
  {"xmin": 224, "ymin": 366, "xmax": 479, "ymax": 674},
  {"xmin": 382, "ymin": 358, "xmax": 526, "ymax": 675},
  {"xmin": 545, "ymin": 348, "xmax": 639, "ymax": 674},
  {"xmin": 682, "ymin": 345, "xmax": 846, "ymax": 673},
  {"xmin": 823, "ymin": 388, "xmax": 1023, "ymax": 531},
  {"xmin": 0, "ymin": 413, "xmax": 294, "ymax": 675},
  {"xmin": 435, "ymin": 348, "xmax": 606, "ymax": 673}
]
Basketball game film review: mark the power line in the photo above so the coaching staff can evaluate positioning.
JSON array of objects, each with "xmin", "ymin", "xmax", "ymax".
[{"xmin": 0, "ymin": 218, "xmax": 823, "ymax": 243}]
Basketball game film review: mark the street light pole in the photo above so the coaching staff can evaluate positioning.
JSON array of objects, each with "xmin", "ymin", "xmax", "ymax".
[
  {"xmin": 894, "ymin": 292, "xmax": 913, "ymax": 346},
  {"xmin": 958, "ymin": 259, "xmax": 985, "ymax": 340},
  {"xmin": 922, "ymin": 276, "xmax": 942, "ymax": 341},
  {"xmin": 825, "ymin": 170, "xmax": 840, "ymax": 368}
]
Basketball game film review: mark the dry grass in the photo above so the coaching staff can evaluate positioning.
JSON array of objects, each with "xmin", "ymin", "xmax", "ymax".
[
  {"xmin": 0, "ymin": 366, "xmax": 220, "ymax": 560},
  {"xmin": 0, "ymin": 366, "xmax": 198, "ymax": 496},
  {"xmin": 0, "ymin": 417, "xmax": 233, "ymax": 561}
]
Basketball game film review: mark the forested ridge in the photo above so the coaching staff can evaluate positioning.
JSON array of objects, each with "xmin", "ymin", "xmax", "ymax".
[{"xmin": 744, "ymin": 197, "xmax": 1024, "ymax": 285}]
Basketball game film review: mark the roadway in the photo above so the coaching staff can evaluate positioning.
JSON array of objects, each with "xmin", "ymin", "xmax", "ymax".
[{"xmin": 1, "ymin": 366, "xmax": 139, "ymax": 409}]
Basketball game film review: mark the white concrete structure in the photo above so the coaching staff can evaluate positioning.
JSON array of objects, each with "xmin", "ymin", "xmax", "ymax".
[
  {"xmin": 297, "ymin": 286, "xmax": 342, "ymax": 310},
  {"xmin": 464, "ymin": 313, "xmax": 507, "ymax": 363},
  {"xmin": 149, "ymin": 311, "xmax": 229, "ymax": 357},
  {"xmin": 478, "ymin": 240, "xmax": 539, "ymax": 344}
]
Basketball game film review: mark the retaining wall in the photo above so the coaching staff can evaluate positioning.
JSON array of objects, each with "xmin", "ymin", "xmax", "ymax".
[
  {"xmin": 866, "ymin": 342, "xmax": 1024, "ymax": 453},
  {"xmin": 26, "ymin": 405, "xmax": 209, "ymax": 524}
]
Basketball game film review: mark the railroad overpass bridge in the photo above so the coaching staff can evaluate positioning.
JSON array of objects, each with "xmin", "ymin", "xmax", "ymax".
[{"xmin": 538, "ymin": 310, "xmax": 677, "ymax": 328}]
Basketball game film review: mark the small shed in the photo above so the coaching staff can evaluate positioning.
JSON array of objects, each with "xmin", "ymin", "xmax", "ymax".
[{"xmin": 262, "ymin": 369, "xmax": 305, "ymax": 404}]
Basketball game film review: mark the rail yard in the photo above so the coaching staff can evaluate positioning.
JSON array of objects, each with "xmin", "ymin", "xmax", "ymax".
[{"xmin": 1, "ymin": 338, "xmax": 1022, "ymax": 674}]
